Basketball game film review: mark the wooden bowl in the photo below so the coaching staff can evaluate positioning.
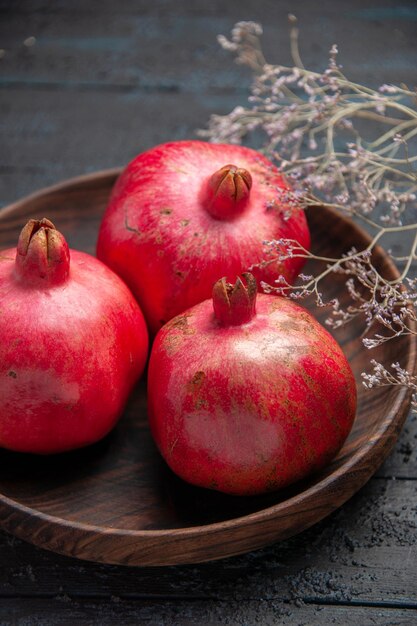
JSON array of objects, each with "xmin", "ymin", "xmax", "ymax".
[{"xmin": 0, "ymin": 170, "xmax": 415, "ymax": 566}]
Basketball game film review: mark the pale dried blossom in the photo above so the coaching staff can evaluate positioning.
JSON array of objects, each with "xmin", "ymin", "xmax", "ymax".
[
  {"xmin": 362, "ymin": 360, "xmax": 417, "ymax": 411},
  {"xmin": 201, "ymin": 17, "xmax": 417, "ymax": 406}
]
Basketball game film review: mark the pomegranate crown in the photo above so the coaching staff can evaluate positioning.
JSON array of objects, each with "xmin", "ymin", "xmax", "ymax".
[
  {"xmin": 203, "ymin": 164, "xmax": 252, "ymax": 220},
  {"xmin": 212, "ymin": 272, "xmax": 257, "ymax": 326},
  {"xmin": 15, "ymin": 218, "xmax": 70, "ymax": 287}
]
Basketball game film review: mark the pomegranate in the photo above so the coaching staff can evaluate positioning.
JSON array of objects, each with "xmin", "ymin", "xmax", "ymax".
[
  {"xmin": 147, "ymin": 273, "xmax": 356, "ymax": 496},
  {"xmin": 0, "ymin": 218, "xmax": 149, "ymax": 454},
  {"xmin": 97, "ymin": 140, "xmax": 310, "ymax": 334}
]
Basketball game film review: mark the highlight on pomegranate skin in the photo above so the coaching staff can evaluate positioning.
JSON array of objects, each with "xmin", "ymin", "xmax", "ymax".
[
  {"xmin": 0, "ymin": 218, "xmax": 149, "ymax": 454},
  {"xmin": 97, "ymin": 140, "xmax": 310, "ymax": 334},
  {"xmin": 147, "ymin": 273, "xmax": 357, "ymax": 496}
]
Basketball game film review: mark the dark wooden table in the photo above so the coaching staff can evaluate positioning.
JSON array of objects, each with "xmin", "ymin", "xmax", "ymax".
[{"xmin": 1, "ymin": 1, "xmax": 416, "ymax": 624}]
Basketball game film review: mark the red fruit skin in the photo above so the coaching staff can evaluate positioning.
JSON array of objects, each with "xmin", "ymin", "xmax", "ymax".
[
  {"xmin": 0, "ymin": 244, "xmax": 148, "ymax": 454},
  {"xmin": 97, "ymin": 141, "xmax": 310, "ymax": 334},
  {"xmin": 147, "ymin": 295, "xmax": 357, "ymax": 496}
]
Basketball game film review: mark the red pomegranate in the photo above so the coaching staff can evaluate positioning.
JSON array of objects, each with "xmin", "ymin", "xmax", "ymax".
[
  {"xmin": 97, "ymin": 140, "xmax": 310, "ymax": 334},
  {"xmin": 147, "ymin": 273, "xmax": 356, "ymax": 496},
  {"xmin": 0, "ymin": 219, "xmax": 149, "ymax": 454}
]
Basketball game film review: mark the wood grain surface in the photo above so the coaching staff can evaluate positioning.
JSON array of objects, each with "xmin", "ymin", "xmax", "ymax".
[{"xmin": 0, "ymin": 0, "xmax": 416, "ymax": 623}]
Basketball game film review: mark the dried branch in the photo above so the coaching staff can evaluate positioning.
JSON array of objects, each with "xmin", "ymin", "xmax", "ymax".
[{"xmin": 201, "ymin": 18, "xmax": 417, "ymax": 404}]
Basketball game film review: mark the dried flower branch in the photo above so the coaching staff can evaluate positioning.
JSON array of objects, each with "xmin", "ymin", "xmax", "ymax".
[
  {"xmin": 362, "ymin": 360, "xmax": 417, "ymax": 411},
  {"xmin": 201, "ymin": 18, "xmax": 417, "ymax": 405}
]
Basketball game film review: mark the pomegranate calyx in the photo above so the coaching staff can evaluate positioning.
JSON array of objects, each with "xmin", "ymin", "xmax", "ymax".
[
  {"xmin": 15, "ymin": 218, "xmax": 70, "ymax": 287},
  {"xmin": 203, "ymin": 164, "xmax": 252, "ymax": 220},
  {"xmin": 212, "ymin": 272, "xmax": 257, "ymax": 326}
]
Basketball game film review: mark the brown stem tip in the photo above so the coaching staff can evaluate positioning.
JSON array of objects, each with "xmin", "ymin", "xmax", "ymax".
[
  {"xmin": 15, "ymin": 218, "xmax": 70, "ymax": 287},
  {"xmin": 204, "ymin": 164, "xmax": 252, "ymax": 220},
  {"xmin": 212, "ymin": 272, "xmax": 257, "ymax": 326}
]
